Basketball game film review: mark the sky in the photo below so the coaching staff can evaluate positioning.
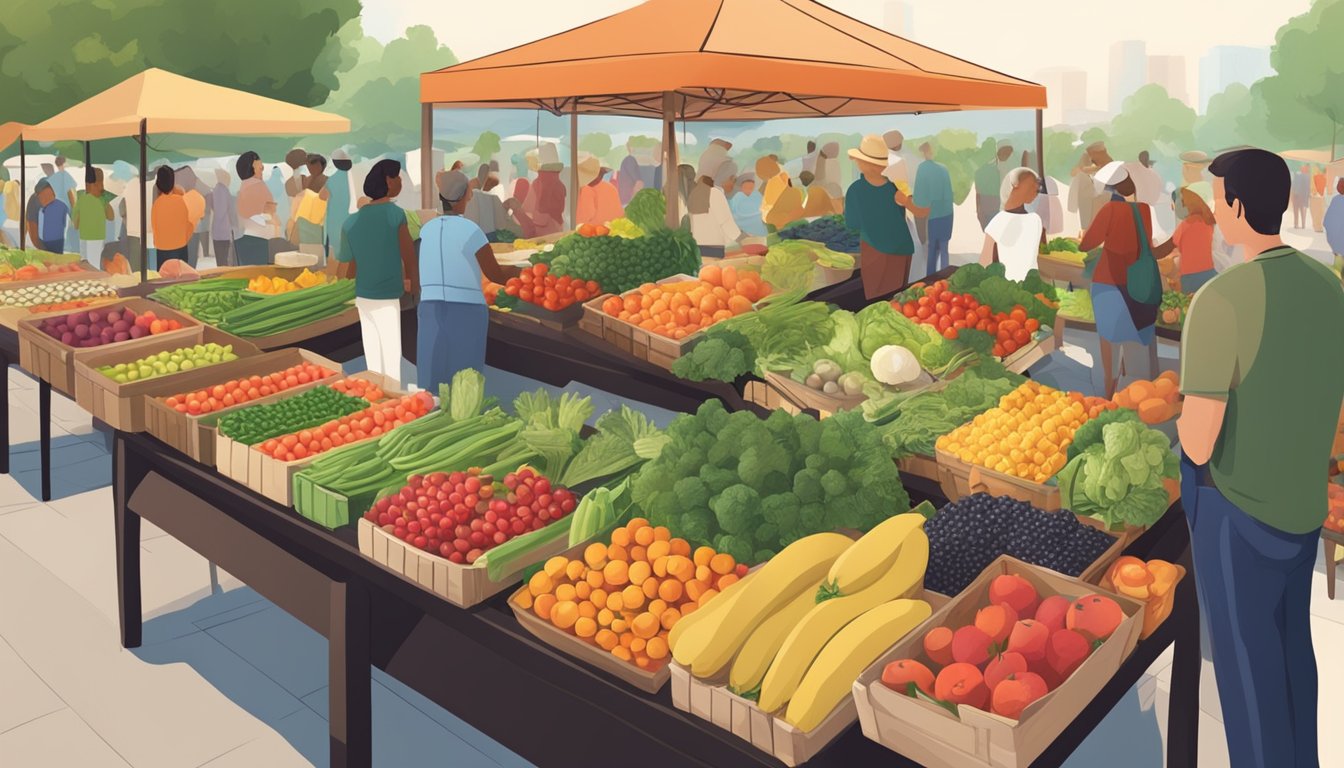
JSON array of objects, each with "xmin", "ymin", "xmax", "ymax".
[{"xmin": 359, "ymin": 0, "xmax": 1308, "ymax": 114}]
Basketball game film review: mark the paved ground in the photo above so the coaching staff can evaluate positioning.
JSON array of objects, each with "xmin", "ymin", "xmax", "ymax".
[{"xmin": 2, "ymin": 217, "xmax": 1341, "ymax": 766}]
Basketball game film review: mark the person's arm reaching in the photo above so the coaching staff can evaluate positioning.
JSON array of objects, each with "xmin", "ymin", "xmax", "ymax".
[
  {"xmin": 1078, "ymin": 202, "xmax": 1110, "ymax": 252},
  {"xmin": 476, "ymin": 245, "xmax": 520, "ymax": 284}
]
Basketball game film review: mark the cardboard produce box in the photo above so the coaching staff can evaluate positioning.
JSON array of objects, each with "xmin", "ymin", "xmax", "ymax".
[
  {"xmin": 935, "ymin": 449, "xmax": 1062, "ymax": 512},
  {"xmin": 851, "ymin": 557, "xmax": 1143, "ymax": 768}
]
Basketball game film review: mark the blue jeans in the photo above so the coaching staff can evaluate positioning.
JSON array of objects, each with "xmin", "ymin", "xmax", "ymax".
[
  {"xmin": 417, "ymin": 301, "xmax": 488, "ymax": 392},
  {"xmin": 1180, "ymin": 452, "xmax": 1319, "ymax": 768},
  {"xmin": 925, "ymin": 215, "xmax": 953, "ymax": 275}
]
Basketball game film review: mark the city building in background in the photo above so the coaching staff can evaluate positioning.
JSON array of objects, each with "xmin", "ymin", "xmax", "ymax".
[
  {"xmin": 1037, "ymin": 67, "xmax": 1101, "ymax": 126},
  {"xmin": 1199, "ymin": 45, "xmax": 1272, "ymax": 112},
  {"xmin": 883, "ymin": 0, "xmax": 913, "ymax": 36},
  {"xmin": 1147, "ymin": 55, "xmax": 1190, "ymax": 106},
  {"xmin": 1109, "ymin": 40, "xmax": 1148, "ymax": 114}
]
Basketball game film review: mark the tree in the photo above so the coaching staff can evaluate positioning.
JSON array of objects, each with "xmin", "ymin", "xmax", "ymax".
[
  {"xmin": 1041, "ymin": 128, "xmax": 1080, "ymax": 182},
  {"xmin": 1108, "ymin": 85, "xmax": 1196, "ymax": 164},
  {"xmin": 1259, "ymin": 0, "xmax": 1344, "ymax": 156},
  {"xmin": 1195, "ymin": 83, "xmax": 1278, "ymax": 153},
  {"xmin": 580, "ymin": 133, "xmax": 613, "ymax": 159},
  {"xmin": 313, "ymin": 24, "xmax": 458, "ymax": 158},
  {"xmin": 472, "ymin": 131, "xmax": 502, "ymax": 163},
  {"xmin": 751, "ymin": 136, "xmax": 784, "ymax": 156}
]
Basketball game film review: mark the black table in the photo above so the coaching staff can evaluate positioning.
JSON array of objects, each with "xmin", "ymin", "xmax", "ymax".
[{"xmin": 114, "ymin": 430, "xmax": 1200, "ymax": 768}]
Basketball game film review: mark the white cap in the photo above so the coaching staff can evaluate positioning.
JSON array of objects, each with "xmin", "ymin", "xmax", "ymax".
[{"xmin": 1094, "ymin": 160, "xmax": 1129, "ymax": 186}]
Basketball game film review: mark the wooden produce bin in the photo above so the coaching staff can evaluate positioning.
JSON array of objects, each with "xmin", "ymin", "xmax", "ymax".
[
  {"xmin": 935, "ymin": 448, "xmax": 1061, "ymax": 511},
  {"xmin": 70, "ymin": 331, "xmax": 259, "ymax": 432},
  {"xmin": 852, "ymin": 557, "xmax": 1143, "ymax": 768},
  {"xmin": 358, "ymin": 517, "xmax": 575, "ymax": 609},
  {"xmin": 577, "ymin": 294, "xmax": 609, "ymax": 340},
  {"xmin": 897, "ymin": 453, "xmax": 941, "ymax": 483},
  {"xmin": 509, "ymin": 299, "xmax": 585, "ymax": 330},
  {"xmin": 669, "ymin": 590, "xmax": 950, "ymax": 768},
  {"xmin": 245, "ymin": 305, "xmax": 359, "ymax": 351},
  {"xmin": 18, "ymin": 298, "xmax": 201, "ymax": 396},
  {"xmin": 1002, "ymin": 329, "xmax": 1057, "ymax": 376},
  {"xmin": 1036, "ymin": 253, "xmax": 1088, "ymax": 288},
  {"xmin": 142, "ymin": 348, "xmax": 344, "ymax": 464},
  {"xmin": 214, "ymin": 371, "xmax": 402, "ymax": 506},
  {"xmin": 763, "ymin": 371, "xmax": 866, "ymax": 417},
  {"xmin": 575, "ymin": 275, "xmax": 707, "ymax": 370}
]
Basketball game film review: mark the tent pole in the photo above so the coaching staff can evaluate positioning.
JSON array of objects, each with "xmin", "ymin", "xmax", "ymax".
[
  {"xmin": 569, "ymin": 110, "xmax": 579, "ymax": 230},
  {"xmin": 421, "ymin": 104, "xmax": 433, "ymax": 211},
  {"xmin": 18, "ymin": 137, "xmax": 26, "ymax": 249},
  {"xmin": 84, "ymin": 141, "xmax": 92, "ymax": 182},
  {"xmin": 662, "ymin": 92, "xmax": 679, "ymax": 229},
  {"xmin": 139, "ymin": 119, "xmax": 147, "ymax": 281},
  {"xmin": 1035, "ymin": 109, "xmax": 1045, "ymax": 191}
]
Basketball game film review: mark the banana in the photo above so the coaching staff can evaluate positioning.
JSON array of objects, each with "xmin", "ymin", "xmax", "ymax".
[
  {"xmin": 728, "ymin": 579, "xmax": 825, "ymax": 696},
  {"xmin": 818, "ymin": 511, "xmax": 927, "ymax": 600},
  {"xmin": 681, "ymin": 532, "xmax": 853, "ymax": 678},
  {"xmin": 784, "ymin": 598, "xmax": 932, "ymax": 731},
  {"xmin": 668, "ymin": 568, "xmax": 756, "ymax": 659},
  {"xmin": 758, "ymin": 529, "xmax": 927, "ymax": 713}
]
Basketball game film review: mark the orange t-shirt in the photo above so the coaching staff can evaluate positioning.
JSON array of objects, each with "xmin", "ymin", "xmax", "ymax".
[
  {"xmin": 1172, "ymin": 218, "xmax": 1214, "ymax": 274},
  {"xmin": 152, "ymin": 191, "xmax": 192, "ymax": 250}
]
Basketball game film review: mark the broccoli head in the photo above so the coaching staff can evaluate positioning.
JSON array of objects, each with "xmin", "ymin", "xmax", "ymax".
[
  {"xmin": 713, "ymin": 533, "xmax": 756, "ymax": 564},
  {"xmin": 820, "ymin": 469, "xmax": 849, "ymax": 499},
  {"xmin": 711, "ymin": 484, "xmax": 761, "ymax": 536},
  {"xmin": 792, "ymin": 468, "xmax": 824, "ymax": 504},
  {"xmin": 673, "ymin": 476, "xmax": 712, "ymax": 512},
  {"xmin": 699, "ymin": 464, "xmax": 738, "ymax": 494},
  {"xmin": 677, "ymin": 507, "xmax": 718, "ymax": 546}
]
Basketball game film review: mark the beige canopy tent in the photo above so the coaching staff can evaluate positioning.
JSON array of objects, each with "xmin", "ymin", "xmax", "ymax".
[
  {"xmin": 0, "ymin": 122, "xmax": 30, "ymax": 247},
  {"xmin": 419, "ymin": 0, "xmax": 1047, "ymax": 226},
  {"xmin": 23, "ymin": 68, "xmax": 350, "ymax": 278}
]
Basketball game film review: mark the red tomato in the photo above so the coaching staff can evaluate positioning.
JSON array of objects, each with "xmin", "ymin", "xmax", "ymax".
[
  {"xmin": 917, "ymin": 295, "xmax": 932, "ymax": 307},
  {"xmin": 950, "ymin": 295, "xmax": 965, "ymax": 307},
  {"xmin": 976, "ymin": 305, "xmax": 992, "ymax": 319},
  {"xmin": 942, "ymin": 327, "xmax": 959, "ymax": 340},
  {"xmin": 1002, "ymin": 339, "xmax": 1019, "ymax": 354},
  {"xmin": 503, "ymin": 283, "xmax": 519, "ymax": 296},
  {"xmin": 916, "ymin": 306, "xmax": 933, "ymax": 320},
  {"xmin": 993, "ymin": 343, "xmax": 1006, "ymax": 357},
  {"xmin": 1010, "ymin": 307, "xmax": 1027, "ymax": 322},
  {"xmin": 997, "ymin": 327, "xmax": 1012, "ymax": 342},
  {"xmin": 519, "ymin": 289, "xmax": 533, "ymax": 302},
  {"xmin": 939, "ymin": 291, "xmax": 954, "ymax": 303},
  {"xmin": 1013, "ymin": 329, "xmax": 1031, "ymax": 345},
  {"xmin": 586, "ymin": 280, "xmax": 600, "ymax": 293},
  {"xmin": 1025, "ymin": 318, "xmax": 1041, "ymax": 332},
  {"xmin": 937, "ymin": 315, "xmax": 953, "ymax": 331},
  {"xmin": 934, "ymin": 301, "xmax": 949, "ymax": 315},
  {"xmin": 949, "ymin": 305, "xmax": 966, "ymax": 320},
  {"xmin": 902, "ymin": 303, "xmax": 918, "ymax": 318},
  {"xmin": 534, "ymin": 263, "xmax": 549, "ymax": 276},
  {"xmin": 952, "ymin": 319, "xmax": 967, "ymax": 330}
]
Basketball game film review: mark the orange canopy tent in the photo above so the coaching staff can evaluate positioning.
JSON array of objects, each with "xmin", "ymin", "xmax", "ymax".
[{"xmin": 419, "ymin": 0, "xmax": 1047, "ymax": 223}]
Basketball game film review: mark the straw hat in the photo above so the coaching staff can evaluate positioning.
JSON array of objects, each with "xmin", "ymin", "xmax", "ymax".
[
  {"xmin": 577, "ymin": 155, "xmax": 602, "ymax": 186},
  {"xmin": 537, "ymin": 143, "xmax": 562, "ymax": 172},
  {"xmin": 848, "ymin": 135, "xmax": 888, "ymax": 167},
  {"xmin": 1179, "ymin": 150, "xmax": 1211, "ymax": 166}
]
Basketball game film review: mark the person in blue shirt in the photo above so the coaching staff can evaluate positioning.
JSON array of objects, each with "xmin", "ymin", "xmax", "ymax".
[
  {"xmin": 728, "ymin": 172, "xmax": 767, "ymax": 238},
  {"xmin": 914, "ymin": 142, "xmax": 955, "ymax": 275},
  {"xmin": 265, "ymin": 165, "xmax": 290, "ymax": 233},
  {"xmin": 1325, "ymin": 178, "xmax": 1344, "ymax": 259},
  {"xmin": 416, "ymin": 170, "xmax": 521, "ymax": 392},
  {"xmin": 47, "ymin": 155, "xmax": 78, "ymax": 246},
  {"xmin": 26, "ymin": 180, "xmax": 70, "ymax": 253}
]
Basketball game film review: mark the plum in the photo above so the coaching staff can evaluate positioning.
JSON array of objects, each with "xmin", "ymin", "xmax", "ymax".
[
  {"xmin": 112, "ymin": 320, "xmax": 130, "ymax": 333},
  {"xmin": 73, "ymin": 324, "xmax": 90, "ymax": 339},
  {"xmin": 113, "ymin": 332, "xmax": 130, "ymax": 343},
  {"xmin": 106, "ymin": 310, "xmax": 121, "ymax": 324},
  {"xmin": 128, "ymin": 325, "xmax": 147, "ymax": 339},
  {"xmin": 60, "ymin": 332, "xmax": 76, "ymax": 345},
  {"xmin": 88, "ymin": 310, "xmax": 102, "ymax": 324},
  {"xmin": 66, "ymin": 312, "xmax": 86, "ymax": 327}
]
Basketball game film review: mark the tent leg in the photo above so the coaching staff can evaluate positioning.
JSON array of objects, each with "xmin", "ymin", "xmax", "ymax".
[
  {"xmin": 139, "ymin": 119, "xmax": 148, "ymax": 281},
  {"xmin": 662, "ymin": 92, "xmax": 679, "ymax": 229},
  {"xmin": 421, "ymin": 104, "xmax": 433, "ymax": 211},
  {"xmin": 1035, "ymin": 109, "xmax": 1046, "ymax": 190},
  {"xmin": 18, "ymin": 139, "xmax": 25, "ymax": 249},
  {"xmin": 569, "ymin": 111, "xmax": 579, "ymax": 230},
  {"xmin": 84, "ymin": 141, "xmax": 93, "ymax": 183}
]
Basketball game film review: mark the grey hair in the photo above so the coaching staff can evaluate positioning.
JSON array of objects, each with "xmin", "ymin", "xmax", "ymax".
[{"xmin": 1000, "ymin": 166, "xmax": 1039, "ymax": 202}]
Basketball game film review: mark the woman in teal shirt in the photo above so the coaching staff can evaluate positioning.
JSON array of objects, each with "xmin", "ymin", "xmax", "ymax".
[
  {"xmin": 335, "ymin": 159, "xmax": 417, "ymax": 386},
  {"xmin": 416, "ymin": 171, "xmax": 520, "ymax": 390},
  {"xmin": 846, "ymin": 135, "xmax": 922, "ymax": 299}
]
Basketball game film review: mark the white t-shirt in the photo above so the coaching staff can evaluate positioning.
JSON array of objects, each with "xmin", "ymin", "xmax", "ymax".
[{"xmin": 985, "ymin": 210, "xmax": 1044, "ymax": 282}]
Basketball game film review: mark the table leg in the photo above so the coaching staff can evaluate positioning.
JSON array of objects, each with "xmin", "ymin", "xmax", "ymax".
[
  {"xmin": 113, "ymin": 433, "xmax": 144, "ymax": 649},
  {"xmin": 1326, "ymin": 538, "xmax": 1337, "ymax": 601},
  {"xmin": 1166, "ymin": 545, "xmax": 1200, "ymax": 768},
  {"xmin": 329, "ymin": 580, "xmax": 371, "ymax": 768},
  {"xmin": 0, "ymin": 349, "xmax": 9, "ymax": 475},
  {"xmin": 38, "ymin": 379, "xmax": 50, "ymax": 501}
]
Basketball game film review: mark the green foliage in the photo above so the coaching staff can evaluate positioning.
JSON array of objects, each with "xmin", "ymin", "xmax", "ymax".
[
  {"xmin": 579, "ymin": 133, "xmax": 613, "ymax": 160},
  {"xmin": 624, "ymin": 189, "xmax": 668, "ymax": 232},
  {"xmin": 670, "ymin": 330, "xmax": 755, "ymax": 383},
  {"xmin": 472, "ymin": 131, "xmax": 502, "ymax": 163},
  {"xmin": 1058, "ymin": 421, "xmax": 1179, "ymax": 530},
  {"xmin": 1108, "ymin": 85, "xmax": 1196, "ymax": 165},
  {"xmin": 546, "ymin": 227, "xmax": 698, "ymax": 294},
  {"xmin": 1260, "ymin": 0, "xmax": 1344, "ymax": 153}
]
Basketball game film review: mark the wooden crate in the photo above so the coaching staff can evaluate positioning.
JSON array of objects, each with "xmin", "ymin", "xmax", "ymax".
[
  {"xmin": 245, "ymin": 305, "xmax": 359, "ymax": 351},
  {"xmin": 762, "ymin": 371, "xmax": 867, "ymax": 417},
  {"xmin": 358, "ymin": 517, "xmax": 575, "ymax": 609},
  {"xmin": 18, "ymin": 299, "xmax": 202, "ymax": 396},
  {"xmin": 510, "ymin": 298, "xmax": 585, "ymax": 330},
  {"xmin": 669, "ymin": 589, "xmax": 950, "ymax": 768},
  {"xmin": 851, "ymin": 557, "xmax": 1143, "ymax": 768},
  {"xmin": 581, "ymin": 275, "xmax": 706, "ymax": 370},
  {"xmin": 934, "ymin": 448, "xmax": 1061, "ymax": 511},
  {"xmin": 1036, "ymin": 253, "xmax": 1088, "ymax": 288},
  {"xmin": 896, "ymin": 453, "xmax": 940, "ymax": 483},
  {"xmin": 213, "ymin": 371, "xmax": 404, "ymax": 506},
  {"xmin": 743, "ymin": 378, "xmax": 799, "ymax": 415},
  {"xmin": 70, "ymin": 331, "xmax": 260, "ymax": 432},
  {"xmin": 1002, "ymin": 329, "xmax": 1057, "ymax": 375},
  {"xmin": 577, "ymin": 294, "xmax": 610, "ymax": 339},
  {"xmin": 142, "ymin": 349, "xmax": 344, "ymax": 464}
]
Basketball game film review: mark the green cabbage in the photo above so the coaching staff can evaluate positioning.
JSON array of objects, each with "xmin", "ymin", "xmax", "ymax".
[{"xmin": 1057, "ymin": 420, "xmax": 1179, "ymax": 529}]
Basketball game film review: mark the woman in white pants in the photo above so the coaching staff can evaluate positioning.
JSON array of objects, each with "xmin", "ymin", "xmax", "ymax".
[{"xmin": 334, "ymin": 159, "xmax": 417, "ymax": 385}]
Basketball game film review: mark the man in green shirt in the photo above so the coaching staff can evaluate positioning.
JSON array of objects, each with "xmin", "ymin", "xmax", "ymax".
[
  {"xmin": 72, "ymin": 167, "xmax": 113, "ymax": 264},
  {"xmin": 1178, "ymin": 147, "xmax": 1344, "ymax": 768},
  {"xmin": 846, "ymin": 135, "xmax": 917, "ymax": 300}
]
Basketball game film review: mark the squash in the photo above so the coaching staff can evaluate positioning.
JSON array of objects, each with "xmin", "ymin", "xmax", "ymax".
[
  {"xmin": 1137, "ymin": 398, "xmax": 1172, "ymax": 425},
  {"xmin": 1102, "ymin": 556, "xmax": 1184, "ymax": 639},
  {"xmin": 102, "ymin": 253, "xmax": 131, "ymax": 275},
  {"xmin": 1126, "ymin": 380, "xmax": 1155, "ymax": 404}
]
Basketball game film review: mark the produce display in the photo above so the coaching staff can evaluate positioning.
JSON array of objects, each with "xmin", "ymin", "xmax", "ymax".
[
  {"xmin": 575, "ymin": 223, "xmax": 611, "ymax": 237},
  {"xmin": 670, "ymin": 291, "xmax": 831, "ymax": 383},
  {"xmin": 1159, "ymin": 290, "xmax": 1191, "ymax": 327},
  {"xmin": 623, "ymin": 189, "xmax": 668, "ymax": 234},
  {"xmin": 761, "ymin": 239, "xmax": 856, "ymax": 294},
  {"xmin": 162, "ymin": 362, "xmax": 340, "ymax": 414},
  {"xmin": 1111, "ymin": 371, "xmax": 1182, "ymax": 425},
  {"xmin": 27, "ymin": 298, "xmax": 113, "ymax": 314},
  {"xmin": 884, "ymin": 574, "xmax": 1126, "ymax": 719},
  {"xmin": 600, "ymin": 264, "xmax": 767, "ymax": 339},
  {"xmin": 0, "ymin": 248, "xmax": 85, "ymax": 282},
  {"xmin": 936, "ymin": 382, "xmax": 1109, "ymax": 482},
  {"xmin": 1100, "ymin": 556, "xmax": 1184, "ymax": 639},
  {"xmin": 671, "ymin": 516, "xmax": 931, "ymax": 731},
  {"xmin": 367, "ymin": 467, "xmax": 576, "ymax": 565},
  {"xmin": 1057, "ymin": 289, "xmax": 1094, "ymax": 322},
  {"xmin": 863, "ymin": 369, "xmax": 1020, "ymax": 459},
  {"xmin": 896, "ymin": 277, "xmax": 1041, "ymax": 353},
  {"xmin": 541, "ymin": 228, "xmax": 700, "ymax": 295},
  {"xmin": 605, "ymin": 218, "xmax": 644, "ymax": 239},
  {"xmin": 218, "ymin": 279, "xmax": 356, "ymax": 337},
  {"xmin": 96, "ymin": 342, "xmax": 240, "ymax": 383},
  {"xmin": 514, "ymin": 517, "xmax": 747, "ymax": 672},
  {"xmin": 500, "ymin": 263, "xmax": 601, "ymax": 312},
  {"xmin": 1326, "ymin": 482, "xmax": 1344, "ymax": 534},
  {"xmin": 0, "ymin": 278, "xmax": 117, "ymax": 308},
  {"xmin": 1039, "ymin": 237, "xmax": 1086, "ymax": 265},
  {"xmin": 630, "ymin": 400, "xmax": 909, "ymax": 565},
  {"xmin": 216, "ymin": 385, "xmax": 374, "ymax": 445},
  {"xmin": 246, "ymin": 269, "xmax": 327, "ymax": 295},
  {"xmin": 778, "ymin": 215, "xmax": 860, "ymax": 253},
  {"xmin": 35, "ymin": 306, "xmax": 183, "ymax": 348},
  {"xmin": 940, "ymin": 263, "xmax": 1057, "ymax": 327},
  {"xmin": 151, "ymin": 278, "xmax": 253, "ymax": 323},
  {"xmin": 924, "ymin": 494, "xmax": 1116, "ymax": 595},
  {"xmin": 255, "ymin": 392, "xmax": 434, "ymax": 461},
  {"xmin": 1058, "ymin": 417, "xmax": 1179, "ymax": 530}
]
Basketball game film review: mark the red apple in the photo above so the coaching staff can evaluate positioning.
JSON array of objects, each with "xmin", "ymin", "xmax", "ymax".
[
  {"xmin": 1046, "ymin": 629, "xmax": 1092, "ymax": 682},
  {"xmin": 991, "ymin": 672, "xmax": 1050, "ymax": 720},
  {"xmin": 1066, "ymin": 595, "xmax": 1125, "ymax": 641},
  {"xmin": 989, "ymin": 574, "xmax": 1039, "ymax": 616},
  {"xmin": 984, "ymin": 651, "xmax": 1028, "ymax": 692},
  {"xmin": 934, "ymin": 663, "xmax": 989, "ymax": 709},
  {"xmin": 1007, "ymin": 619, "xmax": 1049, "ymax": 662},
  {"xmin": 1034, "ymin": 595, "xmax": 1072, "ymax": 633},
  {"xmin": 951, "ymin": 625, "xmax": 993, "ymax": 666},
  {"xmin": 882, "ymin": 659, "xmax": 935, "ymax": 696},
  {"xmin": 923, "ymin": 626, "xmax": 955, "ymax": 667}
]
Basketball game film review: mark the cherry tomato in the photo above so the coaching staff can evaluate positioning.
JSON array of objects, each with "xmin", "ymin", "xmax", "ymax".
[
  {"xmin": 934, "ymin": 301, "xmax": 949, "ymax": 315},
  {"xmin": 1002, "ymin": 339, "xmax": 1019, "ymax": 354},
  {"xmin": 1013, "ymin": 329, "xmax": 1031, "ymax": 345},
  {"xmin": 916, "ymin": 306, "xmax": 933, "ymax": 320},
  {"xmin": 976, "ymin": 305, "xmax": 992, "ymax": 319},
  {"xmin": 942, "ymin": 327, "xmax": 959, "ymax": 340},
  {"xmin": 903, "ymin": 303, "xmax": 918, "ymax": 318},
  {"xmin": 1025, "ymin": 318, "xmax": 1041, "ymax": 333},
  {"xmin": 993, "ymin": 343, "xmax": 1006, "ymax": 357},
  {"xmin": 1011, "ymin": 307, "xmax": 1028, "ymax": 322},
  {"xmin": 949, "ymin": 305, "xmax": 966, "ymax": 320},
  {"xmin": 950, "ymin": 295, "xmax": 965, "ymax": 307},
  {"xmin": 917, "ymin": 295, "xmax": 932, "ymax": 307}
]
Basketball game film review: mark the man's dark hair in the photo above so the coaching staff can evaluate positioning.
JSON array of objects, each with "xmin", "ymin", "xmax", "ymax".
[
  {"xmin": 363, "ymin": 159, "xmax": 401, "ymax": 199},
  {"xmin": 1208, "ymin": 148, "xmax": 1290, "ymax": 235},
  {"xmin": 236, "ymin": 151, "xmax": 260, "ymax": 181},
  {"xmin": 1113, "ymin": 176, "xmax": 1136, "ymax": 198},
  {"xmin": 307, "ymin": 153, "xmax": 327, "ymax": 171},
  {"xmin": 154, "ymin": 165, "xmax": 175, "ymax": 195},
  {"xmin": 333, "ymin": 158, "xmax": 353, "ymax": 172}
]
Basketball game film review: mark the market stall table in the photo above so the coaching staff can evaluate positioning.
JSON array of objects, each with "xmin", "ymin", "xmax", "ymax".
[{"xmin": 113, "ymin": 430, "xmax": 1200, "ymax": 768}]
